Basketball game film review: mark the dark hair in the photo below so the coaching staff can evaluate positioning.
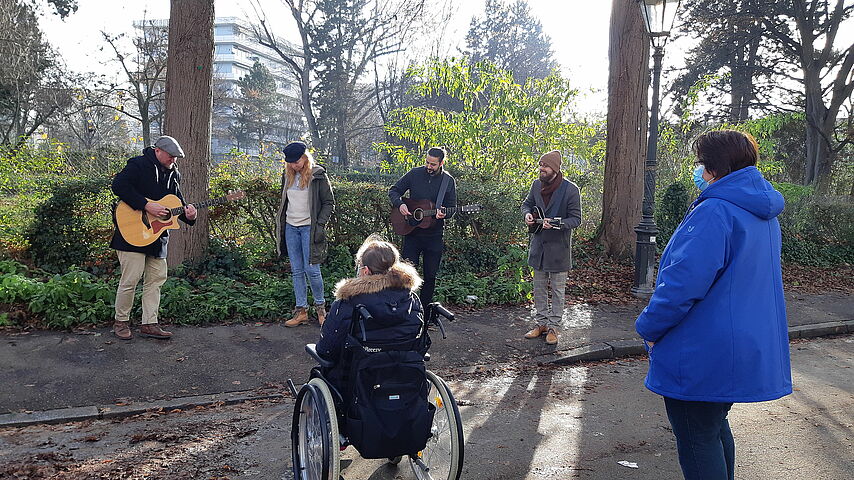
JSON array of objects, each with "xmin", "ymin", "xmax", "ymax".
[
  {"xmin": 692, "ymin": 130, "xmax": 758, "ymax": 178},
  {"xmin": 427, "ymin": 146, "xmax": 446, "ymax": 161},
  {"xmin": 356, "ymin": 234, "xmax": 399, "ymax": 275}
]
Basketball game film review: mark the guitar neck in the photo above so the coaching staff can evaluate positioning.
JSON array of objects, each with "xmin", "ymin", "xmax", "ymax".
[
  {"xmin": 421, "ymin": 206, "xmax": 456, "ymax": 216},
  {"xmin": 169, "ymin": 196, "xmax": 229, "ymax": 216}
]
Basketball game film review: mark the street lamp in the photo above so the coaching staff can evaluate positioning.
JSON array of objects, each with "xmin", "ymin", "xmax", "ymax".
[{"xmin": 632, "ymin": 0, "xmax": 681, "ymax": 298}]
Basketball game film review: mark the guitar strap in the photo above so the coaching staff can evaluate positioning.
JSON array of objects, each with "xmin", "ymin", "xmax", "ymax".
[
  {"xmin": 435, "ymin": 174, "xmax": 450, "ymax": 210},
  {"xmin": 544, "ymin": 180, "xmax": 568, "ymax": 218}
]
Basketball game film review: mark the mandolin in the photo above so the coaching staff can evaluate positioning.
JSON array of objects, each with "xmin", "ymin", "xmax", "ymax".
[{"xmin": 528, "ymin": 205, "xmax": 564, "ymax": 234}]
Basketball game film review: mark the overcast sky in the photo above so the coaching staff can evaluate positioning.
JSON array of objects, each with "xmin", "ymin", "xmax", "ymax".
[{"xmin": 38, "ymin": 0, "xmax": 646, "ymax": 116}]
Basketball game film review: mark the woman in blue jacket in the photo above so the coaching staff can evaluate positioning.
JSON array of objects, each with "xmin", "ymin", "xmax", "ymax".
[{"xmin": 635, "ymin": 130, "xmax": 792, "ymax": 480}]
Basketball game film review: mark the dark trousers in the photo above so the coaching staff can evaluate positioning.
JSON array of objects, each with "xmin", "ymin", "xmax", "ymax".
[
  {"xmin": 402, "ymin": 234, "xmax": 443, "ymax": 306},
  {"xmin": 663, "ymin": 396, "xmax": 735, "ymax": 480}
]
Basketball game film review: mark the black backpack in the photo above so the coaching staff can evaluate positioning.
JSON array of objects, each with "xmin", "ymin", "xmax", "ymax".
[{"xmin": 341, "ymin": 307, "xmax": 435, "ymax": 459}]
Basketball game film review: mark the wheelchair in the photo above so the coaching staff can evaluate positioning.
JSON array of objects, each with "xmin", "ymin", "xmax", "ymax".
[{"xmin": 287, "ymin": 302, "xmax": 465, "ymax": 480}]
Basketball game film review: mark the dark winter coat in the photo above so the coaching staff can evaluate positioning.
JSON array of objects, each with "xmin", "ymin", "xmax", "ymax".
[
  {"xmin": 521, "ymin": 178, "xmax": 582, "ymax": 272},
  {"xmin": 110, "ymin": 147, "xmax": 195, "ymax": 258},
  {"xmin": 316, "ymin": 263, "xmax": 425, "ymax": 366},
  {"xmin": 635, "ymin": 166, "xmax": 792, "ymax": 403},
  {"xmin": 275, "ymin": 165, "xmax": 335, "ymax": 264},
  {"xmin": 388, "ymin": 166, "xmax": 457, "ymax": 236}
]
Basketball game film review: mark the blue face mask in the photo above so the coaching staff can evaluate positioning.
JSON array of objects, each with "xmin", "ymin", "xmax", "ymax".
[{"xmin": 692, "ymin": 165, "xmax": 710, "ymax": 191}]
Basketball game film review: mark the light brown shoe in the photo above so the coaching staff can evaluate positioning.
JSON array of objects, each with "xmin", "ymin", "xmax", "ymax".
[
  {"xmin": 285, "ymin": 307, "xmax": 309, "ymax": 327},
  {"xmin": 524, "ymin": 325, "xmax": 547, "ymax": 339},
  {"xmin": 545, "ymin": 328, "xmax": 559, "ymax": 345},
  {"xmin": 316, "ymin": 304, "xmax": 327, "ymax": 326},
  {"xmin": 113, "ymin": 321, "xmax": 132, "ymax": 340},
  {"xmin": 139, "ymin": 323, "xmax": 172, "ymax": 339}
]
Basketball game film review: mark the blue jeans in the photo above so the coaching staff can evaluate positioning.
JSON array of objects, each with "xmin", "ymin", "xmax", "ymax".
[
  {"xmin": 284, "ymin": 223, "xmax": 325, "ymax": 308},
  {"xmin": 663, "ymin": 397, "xmax": 735, "ymax": 480}
]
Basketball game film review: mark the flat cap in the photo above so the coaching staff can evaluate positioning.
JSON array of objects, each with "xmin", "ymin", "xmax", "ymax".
[{"xmin": 154, "ymin": 136, "xmax": 185, "ymax": 158}]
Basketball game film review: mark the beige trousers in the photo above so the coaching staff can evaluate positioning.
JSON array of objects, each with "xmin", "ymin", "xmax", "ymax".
[{"xmin": 114, "ymin": 251, "xmax": 168, "ymax": 325}]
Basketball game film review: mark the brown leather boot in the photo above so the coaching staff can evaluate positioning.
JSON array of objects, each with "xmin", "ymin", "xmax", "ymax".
[
  {"xmin": 545, "ymin": 328, "xmax": 559, "ymax": 345},
  {"xmin": 139, "ymin": 323, "xmax": 173, "ymax": 339},
  {"xmin": 113, "ymin": 321, "xmax": 132, "ymax": 340},
  {"xmin": 285, "ymin": 307, "xmax": 309, "ymax": 327},
  {"xmin": 524, "ymin": 325, "xmax": 547, "ymax": 339},
  {"xmin": 316, "ymin": 304, "xmax": 327, "ymax": 326}
]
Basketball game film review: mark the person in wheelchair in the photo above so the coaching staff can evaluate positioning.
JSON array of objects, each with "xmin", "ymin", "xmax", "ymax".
[
  {"xmin": 292, "ymin": 235, "xmax": 464, "ymax": 480},
  {"xmin": 316, "ymin": 234, "xmax": 426, "ymax": 381}
]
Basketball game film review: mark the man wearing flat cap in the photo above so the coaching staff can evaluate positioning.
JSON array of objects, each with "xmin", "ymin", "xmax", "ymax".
[
  {"xmin": 110, "ymin": 135, "xmax": 197, "ymax": 340},
  {"xmin": 521, "ymin": 150, "xmax": 582, "ymax": 345}
]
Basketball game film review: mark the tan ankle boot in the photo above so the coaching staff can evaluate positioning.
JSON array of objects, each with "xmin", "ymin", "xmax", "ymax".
[
  {"xmin": 285, "ymin": 307, "xmax": 309, "ymax": 327},
  {"xmin": 316, "ymin": 304, "xmax": 327, "ymax": 326}
]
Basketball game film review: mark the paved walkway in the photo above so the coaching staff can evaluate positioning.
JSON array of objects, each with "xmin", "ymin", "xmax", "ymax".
[{"xmin": 1, "ymin": 292, "xmax": 851, "ymax": 426}]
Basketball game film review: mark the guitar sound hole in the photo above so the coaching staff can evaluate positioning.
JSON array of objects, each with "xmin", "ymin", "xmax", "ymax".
[{"xmin": 412, "ymin": 209, "xmax": 423, "ymax": 221}]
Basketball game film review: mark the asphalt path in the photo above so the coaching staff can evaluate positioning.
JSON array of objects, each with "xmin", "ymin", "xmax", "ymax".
[{"xmin": 1, "ymin": 334, "xmax": 851, "ymax": 479}]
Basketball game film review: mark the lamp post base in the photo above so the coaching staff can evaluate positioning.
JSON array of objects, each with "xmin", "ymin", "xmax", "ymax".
[{"xmin": 630, "ymin": 284, "xmax": 655, "ymax": 299}]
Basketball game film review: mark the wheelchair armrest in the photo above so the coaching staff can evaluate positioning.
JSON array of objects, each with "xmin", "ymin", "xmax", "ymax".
[{"xmin": 305, "ymin": 344, "xmax": 335, "ymax": 369}]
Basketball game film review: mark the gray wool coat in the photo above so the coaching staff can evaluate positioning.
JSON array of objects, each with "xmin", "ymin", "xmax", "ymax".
[{"xmin": 521, "ymin": 178, "xmax": 582, "ymax": 272}]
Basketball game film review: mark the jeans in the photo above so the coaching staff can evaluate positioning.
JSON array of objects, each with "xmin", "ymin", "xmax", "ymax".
[
  {"xmin": 663, "ymin": 396, "xmax": 735, "ymax": 480},
  {"xmin": 284, "ymin": 223, "xmax": 325, "ymax": 308},
  {"xmin": 402, "ymin": 234, "xmax": 443, "ymax": 305}
]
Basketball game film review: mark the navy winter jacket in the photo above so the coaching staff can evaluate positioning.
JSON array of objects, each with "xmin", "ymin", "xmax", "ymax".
[
  {"xmin": 317, "ymin": 263, "xmax": 425, "ymax": 376},
  {"xmin": 635, "ymin": 166, "xmax": 792, "ymax": 403}
]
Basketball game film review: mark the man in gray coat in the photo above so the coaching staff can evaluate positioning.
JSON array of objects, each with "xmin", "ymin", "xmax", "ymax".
[{"xmin": 521, "ymin": 150, "xmax": 582, "ymax": 345}]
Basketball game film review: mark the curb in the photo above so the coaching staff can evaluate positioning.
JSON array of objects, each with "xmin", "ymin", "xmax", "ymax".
[
  {"xmin": 3, "ymin": 321, "xmax": 852, "ymax": 428},
  {"xmin": 0, "ymin": 391, "xmax": 285, "ymax": 429},
  {"xmin": 548, "ymin": 320, "xmax": 854, "ymax": 367}
]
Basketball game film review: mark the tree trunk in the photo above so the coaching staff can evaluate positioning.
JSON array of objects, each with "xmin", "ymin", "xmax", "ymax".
[
  {"xmin": 802, "ymin": 72, "xmax": 832, "ymax": 190},
  {"xmin": 598, "ymin": 0, "xmax": 648, "ymax": 260},
  {"xmin": 163, "ymin": 0, "xmax": 214, "ymax": 267}
]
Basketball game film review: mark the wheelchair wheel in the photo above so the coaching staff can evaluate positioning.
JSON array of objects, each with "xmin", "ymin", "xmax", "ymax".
[
  {"xmin": 291, "ymin": 378, "xmax": 340, "ymax": 480},
  {"xmin": 410, "ymin": 370, "xmax": 464, "ymax": 480}
]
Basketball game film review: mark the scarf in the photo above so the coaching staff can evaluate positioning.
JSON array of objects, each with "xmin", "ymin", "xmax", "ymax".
[{"xmin": 541, "ymin": 171, "xmax": 563, "ymax": 207}]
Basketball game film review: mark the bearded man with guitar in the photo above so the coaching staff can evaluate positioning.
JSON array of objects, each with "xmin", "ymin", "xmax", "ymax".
[
  {"xmin": 109, "ymin": 136, "xmax": 197, "ymax": 340},
  {"xmin": 388, "ymin": 146, "xmax": 456, "ymax": 306},
  {"xmin": 522, "ymin": 150, "xmax": 582, "ymax": 345}
]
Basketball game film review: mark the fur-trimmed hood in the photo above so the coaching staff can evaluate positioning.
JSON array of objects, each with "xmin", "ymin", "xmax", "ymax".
[{"xmin": 334, "ymin": 262, "xmax": 422, "ymax": 300}]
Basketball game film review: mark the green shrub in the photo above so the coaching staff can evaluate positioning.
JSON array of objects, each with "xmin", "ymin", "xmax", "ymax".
[
  {"xmin": 26, "ymin": 177, "xmax": 113, "ymax": 272},
  {"xmin": 656, "ymin": 182, "xmax": 691, "ymax": 249},
  {"xmin": 26, "ymin": 270, "xmax": 115, "ymax": 328},
  {"xmin": 779, "ymin": 193, "xmax": 854, "ymax": 266}
]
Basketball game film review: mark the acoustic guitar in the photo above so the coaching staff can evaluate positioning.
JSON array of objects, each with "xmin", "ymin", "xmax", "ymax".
[
  {"xmin": 528, "ymin": 205, "xmax": 564, "ymax": 234},
  {"xmin": 390, "ymin": 198, "xmax": 482, "ymax": 236},
  {"xmin": 114, "ymin": 191, "xmax": 245, "ymax": 247}
]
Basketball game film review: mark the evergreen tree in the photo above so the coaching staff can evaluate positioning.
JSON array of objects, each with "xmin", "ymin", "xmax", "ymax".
[{"xmin": 463, "ymin": 0, "xmax": 558, "ymax": 84}]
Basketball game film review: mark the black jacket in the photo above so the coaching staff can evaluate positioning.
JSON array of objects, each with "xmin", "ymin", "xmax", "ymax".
[
  {"xmin": 110, "ymin": 147, "xmax": 195, "ymax": 258},
  {"xmin": 388, "ymin": 166, "xmax": 457, "ymax": 236}
]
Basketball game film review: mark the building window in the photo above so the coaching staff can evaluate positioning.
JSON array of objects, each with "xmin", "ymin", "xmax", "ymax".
[
  {"xmin": 215, "ymin": 44, "xmax": 233, "ymax": 55},
  {"xmin": 214, "ymin": 63, "xmax": 232, "ymax": 74}
]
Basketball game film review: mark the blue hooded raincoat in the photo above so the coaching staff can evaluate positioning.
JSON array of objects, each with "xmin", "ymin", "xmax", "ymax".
[{"xmin": 635, "ymin": 166, "xmax": 792, "ymax": 403}]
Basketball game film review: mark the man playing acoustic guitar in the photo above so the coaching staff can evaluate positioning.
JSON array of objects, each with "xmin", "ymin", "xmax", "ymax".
[
  {"xmin": 522, "ymin": 150, "xmax": 582, "ymax": 345},
  {"xmin": 388, "ymin": 146, "xmax": 457, "ymax": 306},
  {"xmin": 109, "ymin": 136, "xmax": 197, "ymax": 340}
]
